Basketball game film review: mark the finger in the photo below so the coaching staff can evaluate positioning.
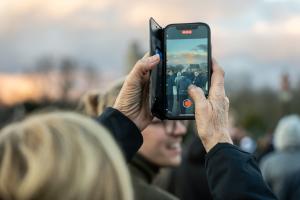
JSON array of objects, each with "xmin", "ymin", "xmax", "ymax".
[
  {"xmin": 142, "ymin": 52, "xmax": 150, "ymax": 59},
  {"xmin": 134, "ymin": 54, "xmax": 160, "ymax": 75},
  {"xmin": 188, "ymin": 85, "xmax": 207, "ymax": 109},
  {"xmin": 209, "ymin": 58, "xmax": 226, "ymax": 98}
]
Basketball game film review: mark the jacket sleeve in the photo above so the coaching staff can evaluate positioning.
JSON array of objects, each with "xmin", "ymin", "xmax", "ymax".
[
  {"xmin": 205, "ymin": 143, "xmax": 277, "ymax": 200},
  {"xmin": 96, "ymin": 107, "xmax": 143, "ymax": 162}
]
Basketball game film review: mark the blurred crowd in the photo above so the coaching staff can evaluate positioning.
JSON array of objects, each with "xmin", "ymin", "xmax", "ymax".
[
  {"xmin": 167, "ymin": 66, "xmax": 208, "ymax": 114},
  {"xmin": 0, "ymin": 58, "xmax": 299, "ymax": 200}
]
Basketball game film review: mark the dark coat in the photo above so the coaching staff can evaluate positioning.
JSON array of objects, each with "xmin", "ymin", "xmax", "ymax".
[
  {"xmin": 129, "ymin": 154, "xmax": 178, "ymax": 200},
  {"xmin": 206, "ymin": 144, "xmax": 276, "ymax": 200},
  {"xmin": 260, "ymin": 149, "xmax": 300, "ymax": 196},
  {"xmin": 192, "ymin": 75, "xmax": 206, "ymax": 89},
  {"xmin": 97, "ymin": 108, "xmax": 277, "ymax": 200},
  {"xmin": 165, "ymin": 137, "xmax": 213, "ymax": 200},
  {"xmin": 167, "ymin": 74, "xmax": 176, "ymax": 95},
  {"xmin": 97, "ymin": 107, "xmax": 143, "ymax": 162},
  {"xmin": 175, "ymin": 76, "xmax": 191, "ymax": 95},
  {"xmin": 279, "ymin": 169, "xmax": 300, "ymax": 200}
]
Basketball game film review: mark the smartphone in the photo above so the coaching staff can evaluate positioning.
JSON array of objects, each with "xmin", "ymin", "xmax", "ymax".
[
  {"xmin": 149, "ymin": 18, "xmax": 211, "ymax": 120},
  {"xmin": 164, "ymin": 23, "xmax": 211, "ymax": 119}
]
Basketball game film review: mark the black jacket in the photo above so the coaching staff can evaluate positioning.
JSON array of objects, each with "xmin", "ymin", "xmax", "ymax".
[
  {"xmin": 97, "ymin": 108, "xmax": 277, "ymax": 200},
  {"xmin": 96, "ymin": 107, "xmax": 143, "ymax": 162},
  {"xmin": 206, "ymin": 143, "xmax": 276, "ymax": 200},
  {"xmin": 167, "ymin": 74, "xmax": 176, "ymax": 95}
]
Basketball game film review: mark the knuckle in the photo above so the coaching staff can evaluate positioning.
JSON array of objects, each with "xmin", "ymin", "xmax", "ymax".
[
  {"xmin": 211, "ymin": 90, "xmax": 224, "ymax": 99},
  {"xmin": 216, "ymin": 81, "xmax": 224, "ymax": 87},
  {"xmin": 137, "ymin": 58, "xmax": 146, "ymax": 66},
  {"xmin": 193, "ymin": 86, "xmax": 202, "ymax": 95},
  {"xmin": 139, "ymin": 56, "xmax": 151, "ymax": 65},
  {"xmin": 218, "ymin": 68, "xmax": 225, "ymax": 77}
]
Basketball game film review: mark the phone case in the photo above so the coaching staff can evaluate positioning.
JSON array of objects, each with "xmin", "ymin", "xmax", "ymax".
[
  {"xmin": 149, "ymin": 18, "xmax": 165, "ymax": 119},
  {"xmin": 149, "ymin": 17, "xmax": 211, "ymax": 120}
]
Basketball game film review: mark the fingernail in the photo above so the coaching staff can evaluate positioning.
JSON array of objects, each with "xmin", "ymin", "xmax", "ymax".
[
  {"xmin": 188, "ymin": 84, "xmax": 196, "ymax": 90},
  {"xmin": 152, "ymin": 54, "xmax": 160, "ymax": 61}
]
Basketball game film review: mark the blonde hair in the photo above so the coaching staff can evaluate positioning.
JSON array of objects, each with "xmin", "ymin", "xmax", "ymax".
[
  {"xmin": 0, "ymin": 112, "xmax": 133, "ymax": 200},
  {"xmin": 78, "ymin": 78, "xmax": 124, "ymax": 117},
  {"xmin": 77, "ymin": 89, "xmax": 103, "ymax": 117}
]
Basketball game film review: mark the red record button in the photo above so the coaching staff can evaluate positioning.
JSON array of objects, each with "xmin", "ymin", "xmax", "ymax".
[
  {"xmin": 181, "ymin": 30, "xmax": 192, "ymax": 35},
  {"xmin": 183, "ymin": 99, "xmax": 193, "ymax": 108}
]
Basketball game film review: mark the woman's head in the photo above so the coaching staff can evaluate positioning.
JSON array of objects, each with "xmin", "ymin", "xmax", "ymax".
[
  {"xmin": 138, "ymin": 119, "xmax": 187, "ymax": 167},
  {"xmin": 0, "ymin": 112, "xmax": 132, "ymax": 200},
  {"xmin": 80, "ymin": 79, "xmax": 187, "ymax": 167}
]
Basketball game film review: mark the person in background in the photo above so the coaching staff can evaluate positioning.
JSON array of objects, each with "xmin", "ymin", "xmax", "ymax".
[
  {"xmin": 0, "ymin": 112, "xmax": 133, "ymax": 200},
  {"xmin": 82, "ymin": 53, "xmax": 276, "ymax": 200},
  {"xmin": 192, "ymin": 71, "xmax": 206, "ymax": 89},
  {"xmin": 166, "ymin": 69, "xmax": 176, "ymax": 112},
  {"xmin": 77, "ymin": 78, "xmax": 124, "ymax": 117},
  {"xmin": 0, "ymin": 53, "xmax": 161, "ymax": 200},
  {"xmin": 0, "ymin": 51, "xmax": 278, "ymax": 200},
  {"xmin": 175, "ymin": 71, "xmax": 192, "ymax": 114},
  {"xmin": 230, "ymin": 127, "xmax": 257, "ymax": 154},
  {"xmin": 130, "ymin": 118, "xmax": 186, "ymax": 200},
  {"xmin": 80, "ymin": 79, "xmax": 187, "ymax": 200},
  {"xmin": 160, "ymin": 133, "xmax": 213, "ymax": 200},
  {"xmin": 103, "ymin": 53, "xmax": 277, "ymax": 199},
  {"xmin": 77, "ymin": 89, "xmax": 102, "ymax": 117},
  {"xmin": 256, "ymin": 132, "xmax": 274, "ymax": 163},
  {"xmin": 185, "ymin": 67, "xmax": 194, "ymax": 82},
  {"xmin": 279, "ymin": 169, "xmax": 300, "ymax": 200},
  {"xmin": 260, "ymin": 114, "xmax": 300, "ymax": 197}
]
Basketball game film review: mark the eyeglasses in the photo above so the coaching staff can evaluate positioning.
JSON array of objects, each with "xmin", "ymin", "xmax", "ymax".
[{"xmin": 151, "ymin": 119, "xmax": 187, "ymax": 135}]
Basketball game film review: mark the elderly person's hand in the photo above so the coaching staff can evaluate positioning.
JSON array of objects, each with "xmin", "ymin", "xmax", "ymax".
[
  {"xmin": 188, "ymin": 59, "xmax": 233, "ymax": 152},
  {"xmin": 113, "ymin": 53, "xmax": 160, "ymax": 131}
]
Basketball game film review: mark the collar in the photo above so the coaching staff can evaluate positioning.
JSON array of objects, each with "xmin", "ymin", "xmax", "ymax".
[{"xmin": 130, "ymin": 153, "xmax": 160, "ymax": 183}]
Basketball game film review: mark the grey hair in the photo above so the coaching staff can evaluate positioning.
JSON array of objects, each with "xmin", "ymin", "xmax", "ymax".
[{"xmin": 274, "ymin": 114, "xmax": 300, "ymax": 151}]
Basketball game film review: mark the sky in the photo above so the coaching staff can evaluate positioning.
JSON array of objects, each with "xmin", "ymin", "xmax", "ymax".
[
  {"xmin": 0, "ymin": 0, "xmax": 300, "ymax": 89},
  {"xmin": 167, "ymin": 39, "xmax": 207, "ymax": 66}
]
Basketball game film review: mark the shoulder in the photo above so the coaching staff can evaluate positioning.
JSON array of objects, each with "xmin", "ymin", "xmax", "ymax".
[{"xmin": 260, "ymin": 151, "xmax": 281, "ymax": 167}]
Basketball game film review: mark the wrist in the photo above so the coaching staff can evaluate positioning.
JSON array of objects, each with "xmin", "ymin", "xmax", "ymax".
[
  {"xmin": 201, "ymin": 132, "xmax": 233, "ymax": 152},
  {"xmin": 112, "ymin": 105, "xmax": 145, "ymax": 131}
]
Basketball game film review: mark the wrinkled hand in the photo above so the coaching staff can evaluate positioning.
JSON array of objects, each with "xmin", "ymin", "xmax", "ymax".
[
  {"xmin": 188, "ymin": 59, "xmax": 233, "ymax": 152},
  {"xmin": 113, "ymin": 53, "xmax": 160, "ymax": 131}
]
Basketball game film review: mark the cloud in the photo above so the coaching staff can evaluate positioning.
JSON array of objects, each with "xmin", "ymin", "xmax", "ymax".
[
  {"xmin": 253, "ymin": 16, "xmax": 300, "ymax": 35},
  {"xmin": 167, "ymin": 51, "xmax": 207, "ymax": 66},
  {"xmin": 192, "ymin": 44, "xmax": 208, "ymax": 51},
  {"xmin": 0, "ymin": 0, "xmax": 300, "ymax": 88}
]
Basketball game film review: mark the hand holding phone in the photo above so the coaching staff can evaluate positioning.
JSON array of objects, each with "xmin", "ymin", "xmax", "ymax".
[
  {"xmin": 114, "ymin": 53, "xmax": 160, "ymax": 131},
  {"xmin": 188, "ymin": 59, "xmax": 233, "ymax": 152}
]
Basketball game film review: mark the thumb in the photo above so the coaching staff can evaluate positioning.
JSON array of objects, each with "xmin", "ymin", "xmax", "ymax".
[
  {"xmin": 188, "ymin": 85, "xmax": 207, "ymax": 109},
  {"xmin": 133, "ymin": 54, "xmax": 160, "ymax": 76}
]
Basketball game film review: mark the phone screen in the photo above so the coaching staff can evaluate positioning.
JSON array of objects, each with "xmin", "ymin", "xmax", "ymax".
[{"xmin": 165, "ymin": 24, "xmax": 209, "ymax": 117}]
